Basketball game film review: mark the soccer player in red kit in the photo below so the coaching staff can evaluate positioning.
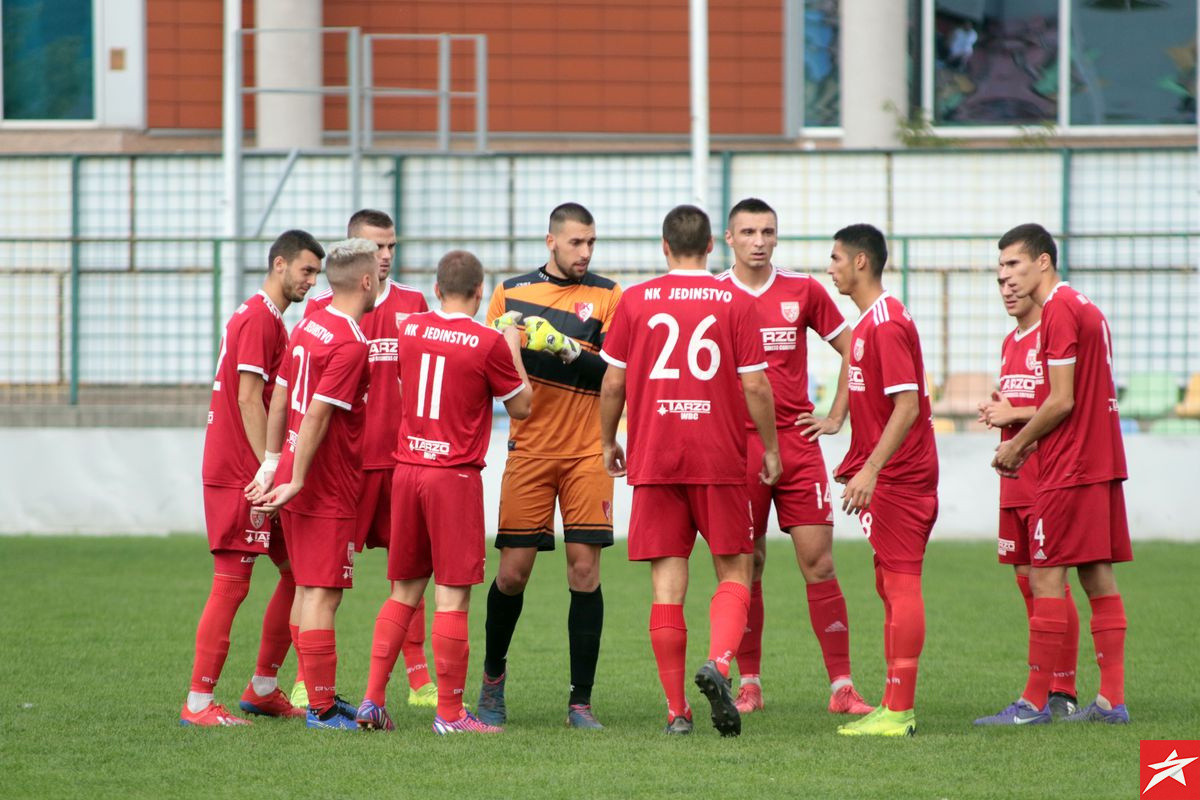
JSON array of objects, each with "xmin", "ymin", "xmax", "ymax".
[
  {"xmin": 355, "ymin": 250, "xmax": 531, "ymax": 735},
  {"xmin": 827, "ymin": 224, "xmax": 938, "ymax": 738},
  {"xmin": 251, "ymin": 238, "xmax": 379, "ymax": 729},
  {"xmin": 988, "ymin": 223, "xmax": 1132, "ymax": 725},
  {"xmin": 973, "ymin": 258, "xmax": 1080, "ymax": 725},
  {"xmin": 716, "ymin": 198, "xmax": 871, "ymax": 717},
  {"xmin": 181, "ymin": 229, "xmax": 323, "ymax": 727},
  {"xmin": 600, "ymin": 205, "xmax": 781, "ymax": 737},
  {"xmin": 300, "ymin": 209, "xmax": 436, "ymax": 710}
]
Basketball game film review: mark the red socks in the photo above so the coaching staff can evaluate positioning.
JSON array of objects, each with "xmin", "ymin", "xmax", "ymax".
[
  {"xmin": 873, "ymin": 565, "xmax": 895, "ymax": 705},
  {"xmin": 880, "ymin": 569, "xmax": 924, "ymax": 712},
  {"xmin": 1022, "ymin": 596, "xmax": 1068, "ymax": 710},
  {"xmin": 403, "ymin": 596, "xmax": 432, "ymax": 690},
  {"xmin": 432, "ymin": 610, "xmax": 470, "ymax": 720},
  {"xmin": 289, "ymin": 624, "xmax": 306, "ymax": 684},
  {"xmin": 365, "ymin": 599, "xmax": 418, "ymax": 706},
  {"xmin": 298, "ymin": 629, "xmax": 338, "ymax": 713},
  {"xmin": 1089, "ymin": 594, "xmax": 1127, "ymax": 706},
  {"xmin": 708, "ymin": 582, "xmax": 750, "ymax": 678},
  {"xmin": 1016, "ymin": 574, "xmax": 1079, "ymax": 698},
  {"xmin": 807, "ymin": 578, "xmax": 852, "ymax": 683},
  {"xmin": 253, "ymin": 569, "xmax": 295, "ymax": 678},
  {"xmin": 649, "ymin": 603, "xmax": 689, "ymax": 718},
  {"xmin": 734, "ymin": 581, "xmax": 764, "ymax": 677},
  {"xmin": 189, "ymin": 575, "xmax": 251, "ymax": 693}
]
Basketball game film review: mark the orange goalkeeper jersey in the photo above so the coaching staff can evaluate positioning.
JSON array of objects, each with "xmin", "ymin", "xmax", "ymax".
[{"xmin": 487, "ymin": 267, "xmax": 622, "ymax": 459}]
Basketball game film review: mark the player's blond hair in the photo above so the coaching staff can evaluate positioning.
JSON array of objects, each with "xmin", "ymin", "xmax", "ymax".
[{"xmin": 325, "ymin": 237, "xmax": 377, "ymax": 289}]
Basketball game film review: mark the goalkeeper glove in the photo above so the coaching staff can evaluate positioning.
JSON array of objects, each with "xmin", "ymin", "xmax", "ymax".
[
  {"xmin": 491, "ymin": 310, "xmax": 524, "ymax": 331},
  {"xmin": 524, "ymin": 316, "xmax": 582, "ymax": 364}
]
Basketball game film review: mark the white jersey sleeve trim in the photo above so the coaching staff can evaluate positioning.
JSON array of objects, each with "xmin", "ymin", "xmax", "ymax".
[
  {"xmin": 237, "ymin": 363, "xmax": 268, "ymax": 379},
  {"xmin": 275, "ymin": 375, "xmax": 289, "ymax": 387},
  {"xmin": 600, "ymin": 350, "xmax": 626, "ymax": 368},
  {"xmin": 495, "ymin": 383, "xmax": 527, "ymax": 402},
  {"xmin": 313, "ymin": 393, "xmax": 352, "ymax": 411},
  {"xmin": 737, "ymin": 362, "xmax": 768, "ymax": 374},
  {"xmin": 883, "ymin": 382, "xmax": 918, "ymax": 395},
  {"xmin": 821, "ymin": 320, "xmax": 848, "ymax": 342},
  {"xmin": 1047, "ymin": 357, "xmax": 1076, "ymax": 367}
]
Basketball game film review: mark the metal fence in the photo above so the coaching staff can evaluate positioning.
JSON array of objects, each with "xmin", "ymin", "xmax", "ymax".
[{"xmin": 2, "ymin": 149, "xmax": 1198, "ymax": 429}]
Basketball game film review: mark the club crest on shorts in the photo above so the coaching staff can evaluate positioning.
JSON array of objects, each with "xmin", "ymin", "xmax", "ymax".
[
  {"xmin": 250, "ymin": 509, "xmax": 266, "ymax": 529},
  {"xmin": 853, "ymin": 337, "xmax": 865, "ymax": 361},
  {"xmin": 347, "ymin": 543, "xmax": 355, "ymax": 564},
  {"xmin": 602, "ymin": 500, "xmax": 612, "ymax": 521},
  {"xmin": 780, "ymin": 301, "xmax": 799, "ymax": 323},
  {"xmin": 575, "ymin": 302, "xmax": 594, "ymax": 323}
]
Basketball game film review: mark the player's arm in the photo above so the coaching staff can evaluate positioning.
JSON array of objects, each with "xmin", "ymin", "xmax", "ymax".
[
  {"xmin": 253, "ymin": 399, "xmax": 335, "ymax": 513},
  {"xmin": 797, "ymin": 327, "xmax": 851, "ymax": 439},
  {"xmin": 245, "ymin": 378, "xmax": 289, "ymax": 501},
  {"xmin": 598, "ymin": 365, "xmax": 627, "ymax": 477},
  {"xmin": 993, "ymin": 362, "xmax": 1074, "ymax": 476},
  {"xmin": 841, "ymin": 389, "xmax": 919, "ymax": 514},
  {"xmin": 236, "ymin": 371, "xmax": 269, "ymax": 460},
  {"xmin": 979, "ymin": 391, "xmax": 1035, "ymax": 428},
  {"xmin": 501, "ymin": 326, "xmax": 533, "ymax": 420},
  {"xmin": 741, "ymin": 369, "xmax": 782, "ymax": 485}
]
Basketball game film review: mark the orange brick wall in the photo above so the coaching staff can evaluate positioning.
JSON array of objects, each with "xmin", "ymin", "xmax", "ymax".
[{"xmin": 147, "ymin": 0, "xmax": 783, "ymax": 136}]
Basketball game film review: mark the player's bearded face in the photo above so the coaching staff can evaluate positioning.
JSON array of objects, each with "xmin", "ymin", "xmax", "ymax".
[
  {"xmin": 282, "ymin": 252, "xmax": 321, "ymax": 303},
  {"xmin": 356, "ymin": 225, "xmax": 396, "ymax": 284},
  {"xmin": 548, "ymin": 221, "xmax": 596, "ymax": 280}
]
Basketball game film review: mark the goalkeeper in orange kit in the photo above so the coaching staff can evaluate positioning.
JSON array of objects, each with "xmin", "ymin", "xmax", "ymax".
[{"xmin": 475, "ymin": 203, "xmax": 623, "ymax": 730}]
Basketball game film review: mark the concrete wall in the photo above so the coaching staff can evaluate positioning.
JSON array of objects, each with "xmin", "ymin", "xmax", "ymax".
[{"xmin": 2, "ymin": 428, "xmax": 1190, "ymax": 540}]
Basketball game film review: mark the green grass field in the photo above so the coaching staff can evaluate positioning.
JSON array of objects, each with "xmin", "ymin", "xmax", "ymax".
[{"xmin": 1, "ymin": 535, "xmax": 1195, "ymax": 799}]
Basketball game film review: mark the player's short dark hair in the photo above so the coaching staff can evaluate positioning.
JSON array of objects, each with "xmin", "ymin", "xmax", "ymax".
[
  {"xmin": 325, "ymin": 238, "xmax": 377, "ymax": 290},
  {"xmin": 267, "ymin": 229, "xmax": 324, "ymax": 272},
  {"xmin": 833, "ymin": 223, "xmax": 888, "ymax": 278},
  {"xmin": 662, "ymin": 205, "xmax": 712, "ymax": 258},
  {"xmin": 998, "ymin": 223, "xmax": 1057, "ymax": 269},
  {"xmin": 548, "ymin": 202, "xmax": 594, "ymax": 232},
  {"xmin": 347, "ymin": 209, "xmax": 395, "ymax": 237},
  {"xmin": 437, "ymin": 250, "xmax": 484, "ymax": 298},
  {"xmin": 728, "ymin": 197, "xmax": 777, "ymax": 225}
]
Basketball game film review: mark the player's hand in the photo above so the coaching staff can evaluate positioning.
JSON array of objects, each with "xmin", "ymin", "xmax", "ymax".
[
  {"xmin": 501, "ymin": 323, "xmax": 523, "ymax": 352},
  {"xmin": 980, "ymin": 391, "xmax": 1018, "ymax": 428},
  {"xmin": 253, "ymin": 481, "xmax": 302, "ymax": 515},
  {"xmin": 841, "ymin": 468, "xmax": 877, "ymax": 514},
  {"xmin": 991, "ymin": 439, "xmax": 1032, "ymax": 478},
  {"xmin": 249, "ymin": 451, "xmax": 279, "ymax": 495},
  {"xmin": 524, "ymin": 316, "xmax": 580, "ymax": 362},
  {"xmin": 759, "ymin": 449, "xmax": 782, "ymax": 486},
  {"xmin": 491, "ymin": 310, "xmax": 524, "ymax": 332},
  {"xmin": 602, "ymin": 441, "xmax": 627, "ymax": 477},
  {"xmin": 795, "ymin": 412, "xmax": 842, "ymax": 440}
]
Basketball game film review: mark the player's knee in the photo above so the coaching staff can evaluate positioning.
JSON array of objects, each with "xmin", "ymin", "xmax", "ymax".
[
  {"xmin": 799, "ymin": 553, "xmax": 836, "ymax": 583},
  {"xmin": 566, "ymin": 561, "xmax": 599, "ymax": 592},
  {"xmin": 496, "ymin": 566, "xmax": 531, "ymax": 594},
  {"xmin": 751, "ymin": 547, "xmax": 767, "ymax": 575}
]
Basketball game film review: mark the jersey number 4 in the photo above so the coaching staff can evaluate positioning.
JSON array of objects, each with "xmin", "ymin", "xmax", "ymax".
[{"xmin": 647, "ymin": 313, "xmax": 720, "ymax": 381}]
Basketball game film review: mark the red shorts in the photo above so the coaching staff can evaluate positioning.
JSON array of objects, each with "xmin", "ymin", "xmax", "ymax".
[
  {"xmin": 998, "ymin": 505, "xmax": 1035, "ymax": 565},
  {"xmin": 203, "ymin": 484, "xmax": 286, "ymax": 561},
  {"xmin": 388, "ymin": 463, "xmax": 486, "ymax": 587},
  {"xmin": 627, "ymin": 483, "xmax": 755, "ymax": 561},
  {"xmin": 354, "ymin": 468, "xmax": 392, "ymax": 552},
  {"xmin": 1032, "ymin": 480, "xmax": 1133, "ymax": 567},
  {"xmin": 281, "ymin": 509, "xmax": 355, "ymax": 589},
  {"xmin": 747, "ymin": 428, "xmax": 834, "ymax": 537},
  {"xmin": 856, "ymin": 483, "xmax": 937, "ymax": 575}
]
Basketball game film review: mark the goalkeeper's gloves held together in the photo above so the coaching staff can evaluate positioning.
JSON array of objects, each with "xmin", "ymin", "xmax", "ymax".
[{"xmin": 524, "ymin": 316, "xmax": 582, "ymax": 364}]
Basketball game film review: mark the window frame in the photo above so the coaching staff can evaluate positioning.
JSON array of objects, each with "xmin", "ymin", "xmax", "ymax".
[{"xmin": 0, "ymin": 0, "xmax": 102, "ymax": 127}]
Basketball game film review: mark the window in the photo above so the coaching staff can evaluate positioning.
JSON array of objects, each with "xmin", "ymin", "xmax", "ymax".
[
  {"xmin": 804, "ymin": 0, "xmax": 840, "ymax": 127},
  {"xmin": 2, "ymin": 0, "xmax": 94, "ymax": 120},
  {"xmin": 1070, "ymin": 0, "xmax": 1196, "ymax": 125},
  {"xmin": 933, "ymin": 0, "xmax": 1058, "ymax": 125}
]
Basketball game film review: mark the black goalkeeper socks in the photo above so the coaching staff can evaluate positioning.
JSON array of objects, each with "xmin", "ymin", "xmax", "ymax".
[
  {"xmin": 568, "ymin": 585, "xmax": 604, "ymax": 706},
  {"xmin": 484, "ymin": 578, "xmax": 524, "ymax": 679}
]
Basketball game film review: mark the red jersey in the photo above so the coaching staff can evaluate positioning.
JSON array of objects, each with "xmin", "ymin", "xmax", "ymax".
[
  {"xmin": 393, "ymin": 311, "xmax": 525, "ymax": 469},
  {"xmin": 1034, "ymin": 282, "xmax": 1127, "ymax": 490},
  {"xmin": 306, "ymin": 280, "xmax": 428, "ymax": 469},
  {"xmin": 998, "ymin": 322, "xmax": 1042, "ymax": 508},
  {"xmin": 600, "ymin": 269, "xmax": 768, "ymax": 485},
  {"xmin": 834, "ymin": 293, "xmax": 938, "ymax": 494},
  {"xmin": 717, "ymin": 266, "xmax": 847, "ymax": 428},
  {"xmin": 274, "ymin": 307, "xmax": 371, "ymax": 518},
  {"xmin": 202, "ymin": 291, "xmax": 287, "ymax": 488}
]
